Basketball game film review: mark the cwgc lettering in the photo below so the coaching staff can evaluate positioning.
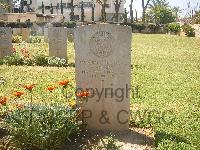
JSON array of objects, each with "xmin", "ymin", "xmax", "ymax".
[
  {"xmin": 74, "ymin": 24, "xmax": 132, "ymax": 130},
  {"xmin": 0, "ymin": 27, "xmax": 12, "ymax": 58}
]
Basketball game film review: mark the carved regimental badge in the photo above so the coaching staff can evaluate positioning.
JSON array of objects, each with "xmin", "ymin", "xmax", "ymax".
[{"xmin": 89, "ymin": 31, "xmax": 113, "ymax": 58}]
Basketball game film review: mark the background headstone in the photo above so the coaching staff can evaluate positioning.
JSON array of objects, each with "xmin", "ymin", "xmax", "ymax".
[
  {"xmin": 12, "ymin": 28, "xmax": 22, "ymax": 36},
  {"xmin": 74, "ymin": 24, "xmax": 132, "ymax": 131},
  {"xmin": 21, "ymin": 28, "xmax": 30, "ymax": 42},
  {"xmin": 44, "ymin": 28, "xmax": 49, "ymax": 43},
  {"xmin": 0, "ymin": 27, "xmax": 12, "ymax": 58},
  {"xmin": 67, "ymin": 28, "xmax": 74, "ymax": 43},
  {"xmin": 48, "ymin": 27, "xmax": 67, "ymax": 59}
]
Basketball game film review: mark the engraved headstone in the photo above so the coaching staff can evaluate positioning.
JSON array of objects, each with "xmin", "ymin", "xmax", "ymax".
[
  {"xmin": 74, "ymin": 24, "xmax": 131, "ymax": 130},
  {"xmin": 48, "ymin": 27, "xmax": 67, "ymax": 59},
  {"xmin": 21, "ymin": 28, "xmax": 30, "ymax": 41},
  {"xmin": 0, "ymin": 27, "xmax": 12, "ymax": 58}
]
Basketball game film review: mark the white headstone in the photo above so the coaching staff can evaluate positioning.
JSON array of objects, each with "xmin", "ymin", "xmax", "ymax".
[
  {"xmin": 48, "ymin": 27, "xmax": 67, "ymax": 59},
  {"xmin": 74, "ymin": 24, "xmax": 132, "ymax": 131},
  {"xmin": 0, "ymin": 27, "xmax": 12, "ymax": 58}
]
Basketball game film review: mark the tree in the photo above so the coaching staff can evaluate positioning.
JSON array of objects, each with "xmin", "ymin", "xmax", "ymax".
[
  {"xmin": 124, "ymin": 8, "xmax": 128, "ymax": 23},
  {"xmin": 61, "ymin": 0, "xmax": 63, "ymax": 14},
  {"xmin": 50, "ymin": 3, "xmax": 53, "ymax": 14},
  {"xmin": 69, "ymin": 0, "xmax": 75, "ymax": 21},
  {"xmin": 91, "ymin": 4, "xmax": 95, "ymax": 22},
  {"xmin": 0, "ymin": 0, "xmax": 12, "ymax": 12},
  {"xmin": 193, "ymin": 10, "xmax": 200, "ymax": 24},
  {"xmin": 41, "ymin": 1, "xmax": 44, "ymax": 14},
  {"xmin": 129, "ymin": 0, "xmax": 133, "ymax": 23},
  {"xmin": 147, "ymin": 0, "xmax": 176, "ymax": 24},
  {"xmin": 114, "ymin": 0, "xmax": 122, "ymax": 22},
  {"xmin": 142, "ymin": 0, "xmax": 151, "ymax": 23},
  {"xmin": 172, "ymin": 6, "xmax": 182, "ymax": 20},
  {"xmin": 81, "ymin": 1, "xmax": 84, "ymax": 22},
  {"xmin": 97, "ymin": 0, "xmax": 108, "ymax": 22}
]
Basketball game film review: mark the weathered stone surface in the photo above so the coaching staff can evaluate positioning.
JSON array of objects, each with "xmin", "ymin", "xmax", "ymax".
[
  {"xmin": 21, "ymin": 28, "xmax": 30, "ymax": 41},
  {"xmin": 67, "ymin": 28, "xmax": 74, "ymax": 42},
  {"xmin": 44, "ymin": 28, "xmax": 49, "ymax": 43},
  {"xmin": 48, "ymin": 27, "xmax": 67, "ymax": 59},
  {"xmin": 0, "ymin": 27, "xmax": 12, "ymax": 58},
  {"xmin": 74, "ymin": 24, "xmax": 132, "ymax": 131}
]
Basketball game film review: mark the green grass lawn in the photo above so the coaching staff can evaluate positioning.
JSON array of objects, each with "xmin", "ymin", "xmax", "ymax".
[{"xmin": 1, "ymin": 34, "xmax": 200, "ymax": 149}]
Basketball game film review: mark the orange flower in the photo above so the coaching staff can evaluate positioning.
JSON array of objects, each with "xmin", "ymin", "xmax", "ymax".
[
  {"xmin": 76, "ymin": 91, "xmax": 90, "ymax": 98},
  {"xmin": 14, "ymin": 91, "xmax": 24, "ymax": 98},
  {"xmin": 82, "ymin": 91, "xmax": 90, "ymax": 98},
  {"xmin": 47, "ymin": 86, "xmax": 56, "ymax": 92},
  {"xmin": 76, "ymin": 92, "xmax": 84, "ymax": 97},
  {"xmin": 0, "ymin": 97, "xmax": 8, "ymax": 106},
  {"xmin": 59, "ymin": 80, "xmax": 69, "ymax": 86},
  {"xmin": 24, "ymin": 84, "xmax": 35, "ymax": 92}
]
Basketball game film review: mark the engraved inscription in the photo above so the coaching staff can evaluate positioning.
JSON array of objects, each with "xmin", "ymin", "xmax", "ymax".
[{"xmin": 89, "ymin": 31, "xmax": 113, "ymax": 58}]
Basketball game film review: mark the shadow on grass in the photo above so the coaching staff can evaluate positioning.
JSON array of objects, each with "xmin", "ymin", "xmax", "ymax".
[
  {"xmin": 155, "ymin": 130, "xmax": 189, "ymax": 147},
  {"xmin": 64, "ymin": 128, "xmax": 155, "ymax": 150}
]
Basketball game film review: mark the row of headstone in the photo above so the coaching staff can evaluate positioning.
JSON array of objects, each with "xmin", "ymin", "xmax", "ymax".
[{"xmin": 1, "ymin": 25, "xmax": 132, "ymax": 132}]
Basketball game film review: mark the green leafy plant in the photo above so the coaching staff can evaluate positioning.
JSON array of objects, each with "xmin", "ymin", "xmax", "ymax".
[
  {"xmin": 47, "ymin": 56, "xmax": 68, "ymax": 67},
  {"xmin": 28, "ymin": 36, "xmax": 42, "ymax": 43},
  {"xmin": 63, "ymin": 21, "xmax": 76, "ymax": 28},
  {"xmin": 167, "ymin": 23, "xmax": 181, "ymax": 34},
  {"xmin": 182, "ymin": 24, "xmax": 195, "ymax": 37},
  {"xmin": 33, "ymin": 55, "xmax": 48, "ymax": 66},
  {"xmin": 12, "ymin": 36, "xmax": 22, "ymax": 43},
  {"xmin": 3, "ymin": 54, "xmax": 24, "ymax": 66},
  {"xmin": 1, "ymin": 103, "xmax": 80, "ymax": 150}
]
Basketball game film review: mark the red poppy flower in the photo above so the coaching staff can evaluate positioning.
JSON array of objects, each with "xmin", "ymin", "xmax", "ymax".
[
  {"xmin": 14, "ymin": 91, "xmax": 24, "ymax": 98},
  {"xmin": 24, "ymin": 84, "xmax": 35, "ymax": 92},
  {"xmin": 47, "ymin": 86, "xmax": 56, "ymax": 92},
  {"xmin": 0, "ymin": 97, "xmax": 8, "ymax": 106},
  {"xmin": 59, "ymin": 80, "xmax": 69, "ymax": 86}
]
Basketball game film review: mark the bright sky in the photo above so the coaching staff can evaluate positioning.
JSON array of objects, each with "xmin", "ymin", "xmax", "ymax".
[{"xmin": 124, "ymin": 0, "xmax": 200, "ymax": 18}]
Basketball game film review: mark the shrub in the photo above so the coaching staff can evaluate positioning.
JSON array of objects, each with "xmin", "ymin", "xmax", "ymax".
[
  {"xmin": 0, "ymin": 21, "xmax": 5, "ymax": 27},
  {"xmin": 167, "ymin": 23, "xmax": 181, "ymax": 34},
  {"xmin": 1, "ymin": 103, "xmax": 80, "ymax": 150},
  {"xmin": 48, "ymin": 56, "xmax": 68, "ymax": 67},
  {"xmin": 3, "ymin": 54, "xmax": 24, "ymax": 66},
  {"xmin": 6, "ymin": 22, "xmax": 28, "ymax": 28},
  {"xmin": 63, "ymin": 21, "xmax": 76, "ymax": 28},
  {"xmin": 52, "ymin": 22, "xmax": 63, "ymax": 27},
  {"xmin": 28, "ymin": 36, "xmax": 42, "ymax": 43},
  {"xmin": 0, "ymin": 58, "xmax": 3, "ymax": 65},
  {"xmin": 34, "ymin": 55, "xmax": 48, "ymax": 66},
  {"xmin": 182, "ymin": 24, "xmax": 195, "ymax": 37},
  {"xmin": 132, "ymin": 23, "xmax": 146, "ymax": 32},
  {"xmin": 147, "ymin": 24, "xmax": 160, "ymax": 33},
  {"xmin": 12, "ymin": 35, "xmax": 22, "ymax": 43}
]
